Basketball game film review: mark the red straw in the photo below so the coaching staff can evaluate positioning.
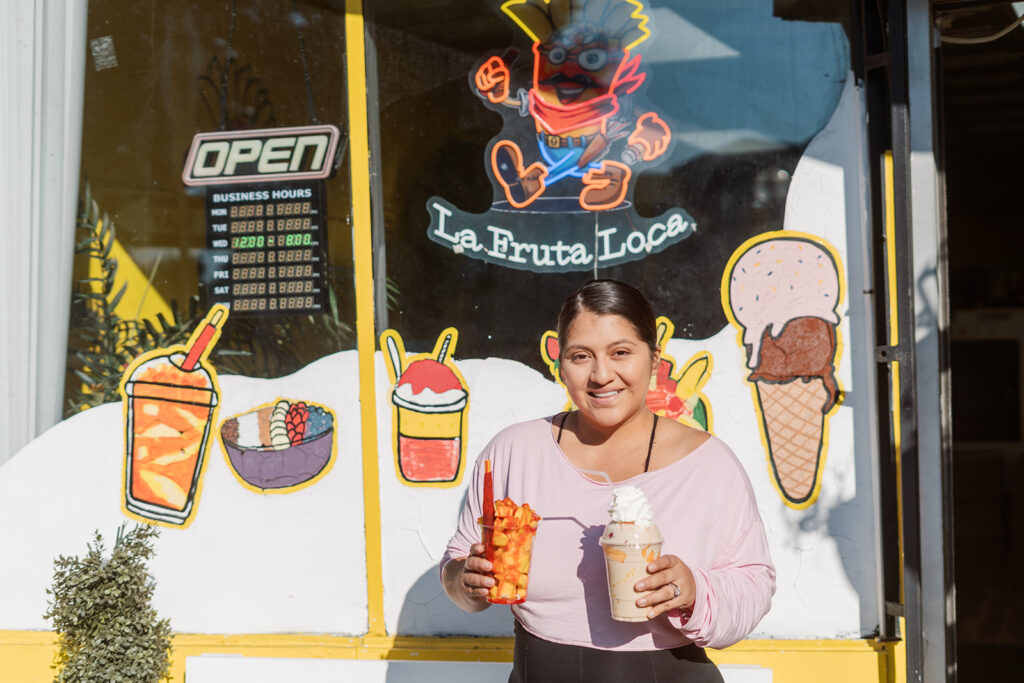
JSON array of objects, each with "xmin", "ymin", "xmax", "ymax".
[
  {"xmin": 181, "ymin": 308, "xmax": 226, "ymax": 371},
  {"xmin": 482, "ymin": 460, "xmax": 494, "ymax": 562}
]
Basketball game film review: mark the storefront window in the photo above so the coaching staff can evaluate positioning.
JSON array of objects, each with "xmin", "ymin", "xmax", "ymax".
[
  {"xmin": 368, "ymin": 0, "xmax": 864, "ymax": 639},
  {"xmin": 66, "ymin": 0, "xmax": 354, "ymax": 414},
  {"xmin": 366, "ymin": 0, "xmax": 849, "ymax": 368}
]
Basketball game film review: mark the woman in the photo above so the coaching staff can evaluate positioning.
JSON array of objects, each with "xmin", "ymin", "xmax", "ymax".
[{"xmin": 441, "ymin": 280, "xmax": 775, "ymax": 682}]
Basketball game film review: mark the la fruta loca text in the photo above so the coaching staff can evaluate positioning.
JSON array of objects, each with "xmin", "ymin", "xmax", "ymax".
[{"xmin": 427, "ymin": 200, "xmax": 696, "ymax": 273}]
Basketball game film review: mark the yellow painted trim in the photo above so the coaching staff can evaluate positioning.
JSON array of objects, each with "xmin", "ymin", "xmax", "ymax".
[
  {"xmin": 719, "ymin": 230, "xmax": 846, "ymax": 510},
  {"xmin": 0, "ymin": 631, "xmax": 898, "ymax": 682},
  {"xmin": 883, "ymin": 152, "xmax": 899, "ymax": 347},
  {"xmin": 893, "ymin": 617, "xmax": 907, "ymax": 683},
  {"xmin": 882, "ymin": 151, "xmax": 905, "ymax": 605},
  {"xmin": 345, "ymin": 0, "xmax": 386, "ymax": 637},
  {"xmin": 217, "ymin": 398, "xmax": 338, "ymax": 494}
]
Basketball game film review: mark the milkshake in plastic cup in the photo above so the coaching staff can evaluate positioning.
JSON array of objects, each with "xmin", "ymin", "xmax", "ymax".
[
  {"xmin": 120, "ymin": 306, "xmax": 226, "ymax": 526},
  {"xmin": 600, "ymin": 486, "xmax": 663, "ymax": 621},
  {"xmin": 392, "ymin": 358, "xmax": 468, "ymax": 483}
]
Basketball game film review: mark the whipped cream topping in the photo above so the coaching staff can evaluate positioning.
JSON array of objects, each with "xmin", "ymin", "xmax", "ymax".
[{"xmin": 608, "ymin": 486, "xmax": 654, "ymax": 526}]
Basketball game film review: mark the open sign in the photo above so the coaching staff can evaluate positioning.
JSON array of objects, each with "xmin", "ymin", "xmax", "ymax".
[{"xmin": 182, "ymin": 125, "xmax": 341, "ymax": 186}]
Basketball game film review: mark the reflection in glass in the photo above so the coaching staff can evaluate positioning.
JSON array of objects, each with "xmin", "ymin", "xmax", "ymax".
[{"xmin": 66, "ymin": 0, "xmax": 354, "ymax": 414}]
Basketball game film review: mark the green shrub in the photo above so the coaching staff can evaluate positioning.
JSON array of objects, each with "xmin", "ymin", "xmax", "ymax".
[{"xmin": 44, "ymin": 524, "xmax": 172, "ymax": 683}]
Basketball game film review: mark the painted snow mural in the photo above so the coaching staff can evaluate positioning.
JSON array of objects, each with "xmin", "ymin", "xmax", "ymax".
[{"xmin": 0, "ymin": 0, "xmax": 881, "ymax": 663}]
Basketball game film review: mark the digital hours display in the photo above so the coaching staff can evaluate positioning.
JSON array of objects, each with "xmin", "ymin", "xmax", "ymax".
[{"xmin": 199, "ymin": 181, "xmax": 328, "ymax": 315}]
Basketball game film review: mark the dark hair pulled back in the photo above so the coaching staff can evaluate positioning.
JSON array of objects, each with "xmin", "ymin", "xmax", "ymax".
[{"xmin": 557, "ymin": 279, "xmax": 658, "ymax": 355}]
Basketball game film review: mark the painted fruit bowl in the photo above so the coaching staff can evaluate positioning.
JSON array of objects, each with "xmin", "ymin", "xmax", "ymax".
[{"xmin": 220, "ymin": 399, "xmax": 335, "ymax": 491}]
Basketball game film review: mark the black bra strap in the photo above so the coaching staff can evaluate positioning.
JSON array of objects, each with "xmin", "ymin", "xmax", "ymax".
[
  {"xmin": 559, "ymin": 412, "xmax": 659, "ymax": 474},
  {"xmin": 556, "ymin": 411, "xmax": 569, "ymax": 444},
  {"xmin": 643, "ymin": 415, "xmax": 659, "ymax": 473}
]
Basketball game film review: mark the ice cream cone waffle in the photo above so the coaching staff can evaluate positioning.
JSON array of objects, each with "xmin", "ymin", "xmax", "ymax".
[{"xmin": 756, "ymin": 378, "xmax": 828, "ymax": 505}]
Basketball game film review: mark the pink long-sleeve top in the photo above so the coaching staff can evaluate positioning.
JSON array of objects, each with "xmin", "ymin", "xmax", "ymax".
[{"xmin": 441, "ymin": 417, "xmax": 775, "ymax": 651}]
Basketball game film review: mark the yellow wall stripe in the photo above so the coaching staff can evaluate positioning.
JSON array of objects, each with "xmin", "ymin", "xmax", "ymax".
[
  {"xmin": 884, "ymin": 151, "xmax": 899, "ymax": 348},
  {"xmin": 345, "ymin": 0, "xmax": 386, "ymax": 638},
  {"xmin": 0, "ymin": 631, "xmax": 897, "ymax": 683},
  {"xmin": 882, "ymin": 151, "xmax": 905, "ymax": 606}
]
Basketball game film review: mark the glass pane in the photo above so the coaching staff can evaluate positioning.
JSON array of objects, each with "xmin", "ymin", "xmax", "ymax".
[
  {"xmin": 366, "ymin": 0, "xmax": 855, "ymax": 637},
  {"xmin": 67, "ymin": 0, "xmax": 354, "ymax": 413},
  {"xmin": 367, "ymin": 0, "xmax": 849, "ymax": 368}
]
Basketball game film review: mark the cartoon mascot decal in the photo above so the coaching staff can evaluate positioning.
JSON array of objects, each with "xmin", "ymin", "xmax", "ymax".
[{"xmin": 474, "ymin": 0, "xmax": 670, "ymax": 211}]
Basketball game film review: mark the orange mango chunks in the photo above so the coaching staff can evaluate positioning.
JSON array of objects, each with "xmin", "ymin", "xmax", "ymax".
[
  {"xmin": 482, "ymin": 497, "xmax": 540, "ymax": 604},
  {"xmin": 130, "ymin": 398, "xmax": 211, "ymax": 510}
]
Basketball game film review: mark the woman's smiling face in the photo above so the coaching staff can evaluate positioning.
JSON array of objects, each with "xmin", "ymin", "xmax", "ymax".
[{"xmin": 560, "ymin": 310, "xmax": 658, "ymax": 431}]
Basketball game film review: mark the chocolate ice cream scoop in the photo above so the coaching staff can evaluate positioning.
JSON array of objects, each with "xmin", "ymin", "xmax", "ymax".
[{"xmin": 748, "ymin": 317, "xmax": 839, "ymax": 412}]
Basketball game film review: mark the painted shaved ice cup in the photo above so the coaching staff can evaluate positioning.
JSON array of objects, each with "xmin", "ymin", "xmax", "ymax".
[{"xmin": 392, "ymin": 390, "xmax": 467, "ymax": 483}]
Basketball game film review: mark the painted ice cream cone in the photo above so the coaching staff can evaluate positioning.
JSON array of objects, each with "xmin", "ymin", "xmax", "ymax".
[
  {"xmin": 755, "ymin": 378, "xmax": 828, "ymax": 504},
  {"xmin": 723, "ymin": 233, "xmax": 844, "ymax": 508}
]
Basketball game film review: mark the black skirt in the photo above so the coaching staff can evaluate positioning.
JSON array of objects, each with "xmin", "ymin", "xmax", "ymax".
[{"xmin": 509, "ymin": 621, "xmax": 725, "ymax": 683}]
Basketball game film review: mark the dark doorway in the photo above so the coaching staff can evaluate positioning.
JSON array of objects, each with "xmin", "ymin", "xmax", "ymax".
[{"xmin": 937, "ymin": 1, "xmax": 1024, "ymax": 679}]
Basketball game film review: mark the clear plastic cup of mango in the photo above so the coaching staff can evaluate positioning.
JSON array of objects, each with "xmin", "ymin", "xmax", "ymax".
[{"xmin": 478, "ymin": 498, "xmax": 541, "ymax": 604}]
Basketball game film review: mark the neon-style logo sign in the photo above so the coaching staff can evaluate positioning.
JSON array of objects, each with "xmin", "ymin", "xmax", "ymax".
[{"xmin": 427, "ymin": 0, "xmax": 697, "ymax": 273}]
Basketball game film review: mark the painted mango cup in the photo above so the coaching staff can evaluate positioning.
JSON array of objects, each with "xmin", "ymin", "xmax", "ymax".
[{"xmin": 123, "ymin": 353, "xmax": 217, "ymax": 526}]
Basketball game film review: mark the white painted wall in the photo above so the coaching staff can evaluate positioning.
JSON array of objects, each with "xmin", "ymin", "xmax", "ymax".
[
  {"xmin": 0, "ymin": 352, "xmax": 368, "ymax": 634},
  {"xmin": 781, "ymin": 75, "xmax": 884, "ymax": 636}
]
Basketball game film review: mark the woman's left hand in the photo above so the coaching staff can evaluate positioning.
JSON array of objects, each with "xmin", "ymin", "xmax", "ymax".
[{"xmin": 634, "ymin": 554, "xmax": 696, "ymax": 619}]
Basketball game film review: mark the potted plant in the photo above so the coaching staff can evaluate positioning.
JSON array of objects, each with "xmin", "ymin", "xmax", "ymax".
[{"xmin": 44, "ymin": 524, "xmax": 172, "ymax": 682}]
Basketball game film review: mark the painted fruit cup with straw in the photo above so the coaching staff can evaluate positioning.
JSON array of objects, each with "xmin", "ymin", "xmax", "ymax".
[
  {"xmin": 384, "ymin": 328, "xmax": 468, "ymax": 483},
  {"xmin": 119, "ymin": 305, "xmax": 228, "ymax": 527},
  {"xmin": 479, "ymin": 461, "xmax": 541, "ymax": 604}
]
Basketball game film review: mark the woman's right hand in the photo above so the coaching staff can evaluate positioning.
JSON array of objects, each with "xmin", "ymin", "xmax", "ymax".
[
  {"xmin": 460, "ymin": 543, "xmax": 495, "ymax": 600},
  {"xmin": 442, "ymin": 543, "xmax": 495, "ymax": 612}
]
